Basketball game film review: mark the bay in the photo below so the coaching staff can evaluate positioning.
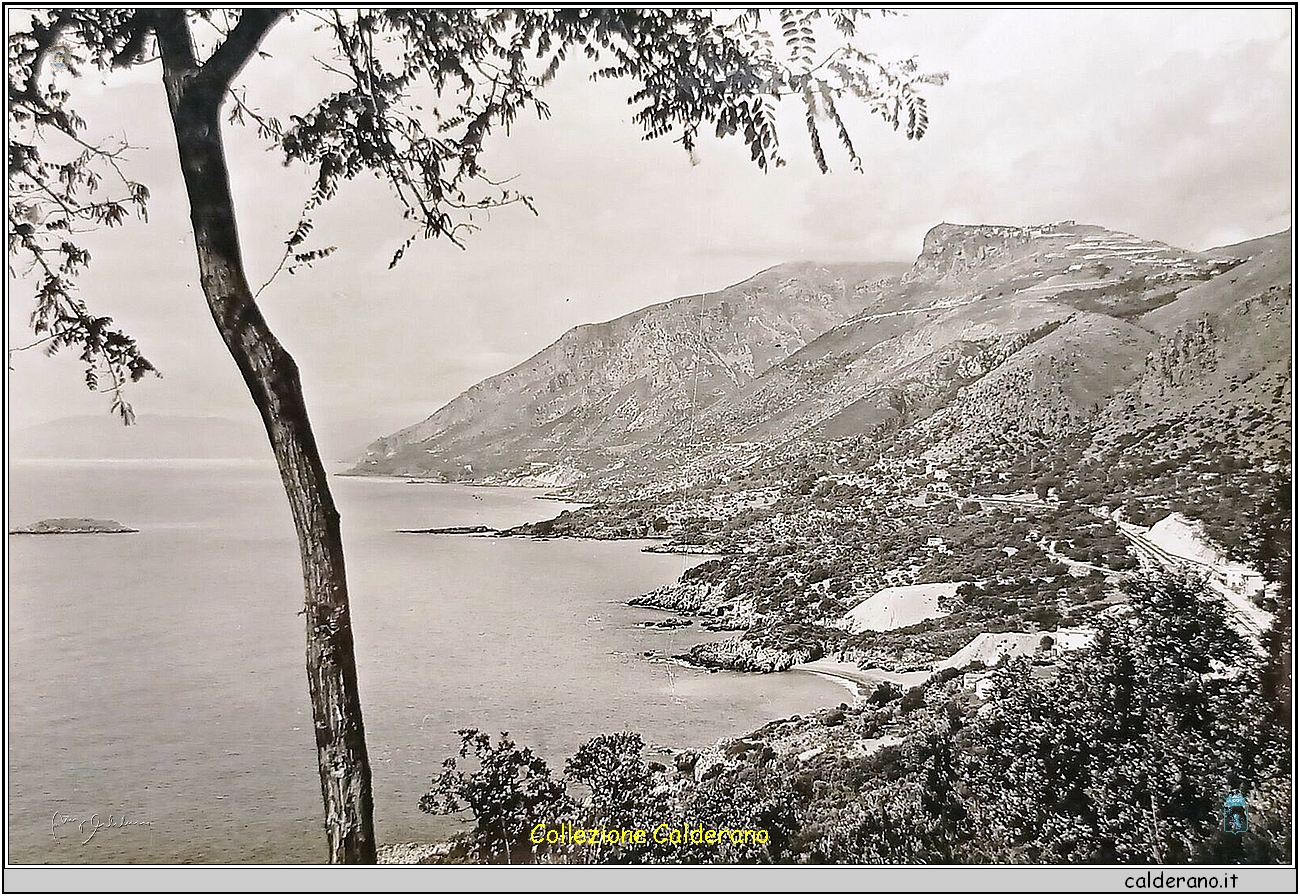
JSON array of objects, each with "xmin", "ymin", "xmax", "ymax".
[{"xmin": 6, "ymin": 460, "xmax": 843, "ymax": 863}]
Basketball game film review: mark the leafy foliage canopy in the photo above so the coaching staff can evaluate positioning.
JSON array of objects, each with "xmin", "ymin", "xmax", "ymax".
[{"xmin": 7, "ymin": 8, "xmax": 944, "ymax": 419}]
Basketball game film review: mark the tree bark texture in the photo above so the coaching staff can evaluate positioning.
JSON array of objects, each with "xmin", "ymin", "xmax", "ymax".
[{"xmin": 155, "ymin": 12, "xmax": 377, "ymax": 863}]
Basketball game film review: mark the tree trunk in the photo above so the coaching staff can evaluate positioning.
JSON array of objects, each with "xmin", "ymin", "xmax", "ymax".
[{"xmin": 157, "ymin": 54, "xmax": 377, "ymax": 863}]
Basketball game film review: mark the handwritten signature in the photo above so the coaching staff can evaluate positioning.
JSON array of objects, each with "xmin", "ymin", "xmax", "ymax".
[{"xmin": 51, "ymin": 811, "xmax": 153, "ymax": 844}]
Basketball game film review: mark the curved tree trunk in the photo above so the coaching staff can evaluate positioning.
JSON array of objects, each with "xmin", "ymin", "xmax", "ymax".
[{"xmin": 155, "ymin": 12, "xmax": 376, "ymax": 863}]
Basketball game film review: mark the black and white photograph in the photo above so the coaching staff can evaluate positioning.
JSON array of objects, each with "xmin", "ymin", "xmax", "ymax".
[{"xmin": 4, "ymin": 5, "xmax": 1296, "ymax": 889}]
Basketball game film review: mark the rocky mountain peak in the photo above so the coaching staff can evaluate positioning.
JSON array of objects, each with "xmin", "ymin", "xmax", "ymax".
[{"xmin": 910, "ymin": 220, "xmax": 1081, "ymax": 281}]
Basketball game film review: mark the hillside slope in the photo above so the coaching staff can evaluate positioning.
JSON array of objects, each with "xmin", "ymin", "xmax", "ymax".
[
  {"xmin": 593, "ymin": 221, "xmax": 1250, "ymax": 489},
  {"xmin": 716, "ymin": 222, "xmax": 1241, "ymax": 459},
  {"xmin": 1091, "ymin": 229, "xmax": 1292, "ymax": 463},
  {"xmin": 356, "ymin": 221, "xmax": 1278, "ymax": 490},
  {"xmin": 354, "ymin": 262, "xmax": 906, "ymax": 478}
]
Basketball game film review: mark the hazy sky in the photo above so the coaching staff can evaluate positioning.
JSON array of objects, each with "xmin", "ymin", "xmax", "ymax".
[{"xmin": 6, "ymin": 7, "xmax": 1293, "ymax": 457}]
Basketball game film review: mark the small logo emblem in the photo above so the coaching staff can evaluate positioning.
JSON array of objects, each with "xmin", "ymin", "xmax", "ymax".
[
  {"xmin": 1222, "ymin": 793, "xmax": 1249, "ymax": 835},
  {"xmin": 50, "ymin": 45, "xmax": 68, "ymax": 70}
]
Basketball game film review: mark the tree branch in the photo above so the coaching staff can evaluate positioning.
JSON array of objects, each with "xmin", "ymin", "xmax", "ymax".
[{"xmin": 198, "ymin": 9, "xmax": 285, "ymax": 90}]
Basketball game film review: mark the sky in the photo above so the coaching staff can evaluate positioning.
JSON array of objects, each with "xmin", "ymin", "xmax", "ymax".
[{"xmin": 6, "ymin": 7, "xmax": 1294, "ymax": 459}]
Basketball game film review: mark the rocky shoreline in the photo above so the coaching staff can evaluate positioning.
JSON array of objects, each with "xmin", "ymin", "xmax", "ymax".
[
  {"xmin": 392, "ymin": 512, "xmax": 844, "ymax": 676},
  {"xmin": 677, "ymin": 636, "xmax": 823, "ymax": 674}
]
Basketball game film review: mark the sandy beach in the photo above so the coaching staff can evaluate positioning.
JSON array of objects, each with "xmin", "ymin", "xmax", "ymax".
[{"xmin": 793, "ymin": 659, "xmax": 932, "ymax": 696}]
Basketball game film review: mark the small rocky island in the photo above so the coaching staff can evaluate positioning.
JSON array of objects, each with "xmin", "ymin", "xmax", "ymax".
[{"xmin": 9, "ymin": 518, "xmax": 139, "ymax": 535}]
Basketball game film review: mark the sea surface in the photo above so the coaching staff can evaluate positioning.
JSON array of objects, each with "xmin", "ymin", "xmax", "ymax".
[{"xmin": 7, "ymin": 459, "xmax": 844, "ymax": 863}]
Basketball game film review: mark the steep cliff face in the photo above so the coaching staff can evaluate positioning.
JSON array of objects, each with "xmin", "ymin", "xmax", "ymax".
[{"xmin": 355, "ymin": 261, "xmax": 906, "ymax": 478}]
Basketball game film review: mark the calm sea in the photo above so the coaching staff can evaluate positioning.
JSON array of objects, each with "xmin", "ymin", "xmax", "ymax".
[{"xmin": 7, "ymin": 460, "xmax": 843, "ymax": 863}]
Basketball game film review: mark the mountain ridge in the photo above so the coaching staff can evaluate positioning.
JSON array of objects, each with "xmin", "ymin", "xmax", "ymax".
[
  {"xmin": 355, "ymin": 221, "xmax": 1287, "ymax": 490},
  {"xmin": 356, "ymin": 260, "xmax": 909, "ymax": 478}
]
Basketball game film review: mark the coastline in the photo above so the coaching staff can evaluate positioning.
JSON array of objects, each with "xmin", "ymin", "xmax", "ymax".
[
  {"xmin": 354, "ymin": 481, "xmax": 865, "ymax": 723},
  {"xmin": 791, "ymin": 659, "xmax": 931, "ymax": 696},
  {"xmin": 11, "ymin": 466, "xmax": 851, "ymax": 862}
]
